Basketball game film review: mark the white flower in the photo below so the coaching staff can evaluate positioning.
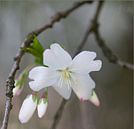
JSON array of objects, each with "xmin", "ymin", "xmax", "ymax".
[
  {"xmin": 19, "ymin": 94, "xmax": 48, "ymax": 123},
  {"xmin": 29, "ymin": 43, "xmax": 102, "ymax": 100},
  {"xmin": 19, "ymin": 95, "xmax": 36, "ymax": 123},
  {"xmin": 37, "ymin": 99, "xmax": 48, "ymax": 118}
]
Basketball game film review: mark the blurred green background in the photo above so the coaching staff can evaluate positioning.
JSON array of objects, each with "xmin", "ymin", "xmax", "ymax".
[{"xmin": 0, "ymin": 1, "xmax": 133, "ymax": 129}]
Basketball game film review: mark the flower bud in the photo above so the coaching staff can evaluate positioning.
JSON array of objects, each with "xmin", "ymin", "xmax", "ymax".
[
  {"xmin": 13, "ymin": 85, "xmax": 23, "ymax": 96},
  {"xmin": 19, "ymin": 94, "xmax": 37, "ymax": 123},
  {"xmin": 37, "ymin": 98, "xmax": 48, "ymax": 118},
  {"xmin": 89, "ymin": 91, "xmax": 100, "ymax": 106},
  {"xmin": 13, "ymin": 70, "xmax": 28, "ymax": 96}
]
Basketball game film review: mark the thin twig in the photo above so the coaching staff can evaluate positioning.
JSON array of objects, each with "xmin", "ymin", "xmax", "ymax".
[
  {"xmin": 50, "ymin": 1, "xmax": 104, "ymax": 129},
  {"xmin": 1, "ymin": 1, "xmax": 94, "ymax": 129},
  {"xmin": 50, "ymin": 99, "xmax": 67, "ymax": 129},
  {"xmin": 75, "ymin": 1, "xmax": 104, "ymax": 55},
  {"xmin": 77, "ymin": 1, "xmax": 134, "ymax": 70},
  {"xmin": 93, "ymin": 25, "xmax": 134, "ymax": 70}
]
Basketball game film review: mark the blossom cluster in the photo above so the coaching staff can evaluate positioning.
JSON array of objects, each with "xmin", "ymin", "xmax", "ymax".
[{"xmin": 13, "ymin": 43, "xmax": 102, "ymax": 123}]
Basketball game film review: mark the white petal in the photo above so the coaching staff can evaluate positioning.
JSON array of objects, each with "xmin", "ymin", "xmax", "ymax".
[
  {"xmin": 71, "ymin": 74, "xmax": 95, "ymax": 100},
  {"xmin": 53, "ymin": 78, "xmax": 72, "ymax": 100},
  {"xmin": 37, "ymin": 99, "xmax": 48, "ymax": 118},
  {"xmin": 89, "ymin": 91, "xmax": 100, "ymax": 106},
  {"xmin": 88, "ymin": 60, "xmax": 102, "ymax": 73},
  {"xmin": 43, "ymin": 43, "xmax": 72, "ymax": 69},
  {"xmin": 29, "ymin": 66, "xmax": 59, "ymax": 91},
  {"xmin": 69, "ymin": 51, "xmax": 97, "ymax": 73},
  {"xmin": 19, "ymin": 95, "xmax": 36, "ymax": 123}
]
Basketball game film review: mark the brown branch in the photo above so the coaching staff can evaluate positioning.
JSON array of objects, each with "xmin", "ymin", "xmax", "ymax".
[
  {"xmin": 0, "ymin": 1, "xmax": 94, "ymax": 129},
  {"xmin": 93, "ymin": 26, "xmax": 134, "ymax": 70},
  {"xmin": 50, "ymin": 99, "xmax": 67, "ymax": 129},
  {"xmin": 34, "ymin": 1, "xmax": 94, "ymax": 35},
  {"xmin": 75, "ymin": 1, "xmax": 104, "ymax": 55},
  {"xmin": 1, "ymin": 34, "xmax": 34, "ymax": 129},
  {"xmin": 77, "ymin": 1, "xmax": 134, "ymax": 70}
]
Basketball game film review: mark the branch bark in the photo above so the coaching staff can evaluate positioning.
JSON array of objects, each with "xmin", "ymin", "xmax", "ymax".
[
  {"xmin": 75, "ymin": 1, "xmax": 104, "ymax": 55},
  {"xmin": 0, "ymin": 1, "xmax": 93, "ymax": 129},
  {"xmin": 93, "ymin": 26, "xmax": 134, "ymax": 70},
  {"xmin": 78, "ymin": 1, "xmax": 134, "ymax": 70},
  {"xmin": 77, "ymin": 1, "xmax": 134, "ymax": 70}
]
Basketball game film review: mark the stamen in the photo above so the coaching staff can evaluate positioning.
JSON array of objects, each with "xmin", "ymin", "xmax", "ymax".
[{"xmin": 57, "ymin": 68, "xmax": 72, "ymax": 89}]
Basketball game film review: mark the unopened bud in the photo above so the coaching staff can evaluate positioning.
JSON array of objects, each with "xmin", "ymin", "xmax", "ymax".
[
  {"xmin": 19, "ymin": 94, "xmax": 37, "ymax": 123},
  {"xmin": 89, "ymin": 91, "xmax": 100, "ymax": 106},
  {"xmin": 13, "ymin": 84, "xmax": 23, "ymax": 96},
  {"xmin": 37, "ymin": 98, "xmax": 48, "ymax": 118}
]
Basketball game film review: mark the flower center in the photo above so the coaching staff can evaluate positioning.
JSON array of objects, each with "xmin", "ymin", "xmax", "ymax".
[
  {"xmin": 61, "ymin": 69, "xmax": 71, "ymax": 80},
  {"xmin": 57, "ymin": 68, "xmax": 73, "ymax": 89}
]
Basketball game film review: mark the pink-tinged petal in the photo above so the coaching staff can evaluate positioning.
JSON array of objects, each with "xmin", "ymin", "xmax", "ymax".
[
  {"xmin": 29, "ymin": 66, "xmax": 59, "ymax": 91},
  {"xmin": 37, "ymin": 99, "xmax": 48, "ymax": 118},
  {"xmin": 89, "ymin": 91, "xmax": 100, "ymax": 106},
  {"xmin": 71, "ymin": 73, "xmax": 95, "ymax": 100},
  {"xmin": 43, "ymin": 43, "xmax": 72, "ymax": 70},
  {"xmin": 69, "ymin": 51, "xmax": 97, "ymax": 74},
  {"xmin": 13, "ymin": 86, "xmax": 23, "ymax": 96},
  {"xmin": 19, "ymin": 95, "xmax": 36, "ymax": 123}
]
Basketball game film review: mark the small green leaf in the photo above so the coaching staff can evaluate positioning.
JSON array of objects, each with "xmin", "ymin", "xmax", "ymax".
[
  {"xmin": 34, "ymin": 57, "xmax": 43, "ymax": 65},
  {"xmin": 22, "ymin": 36, "xmax": 44, "ymax": 65},
  {"xmin": 22, "ymin": 47, "xmax": 41, "ymax": 58},
  {"xmin": 33, "ymin": 36, "xmax": 44, "ymax": 54}
]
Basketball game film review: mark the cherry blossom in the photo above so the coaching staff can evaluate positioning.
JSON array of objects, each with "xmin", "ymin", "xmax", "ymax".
[{"xmin": 29, "ymin": 43, "xmax": 102, "ymax": 101}]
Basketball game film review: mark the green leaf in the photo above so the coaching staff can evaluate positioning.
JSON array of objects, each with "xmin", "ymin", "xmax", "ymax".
[
  {"xmin": 33, "ymin": 36, "xmax": 44, "ymax": 54},
  {"xmin": 22, "ymin": 47, "xmax": 41, "ymax": 57},
  {"xmin": 34, "ymin": 57, "xmax": 43, "ymax": 65},
  {"xmin": 22, "ymin": 36, "xmax": 44, "ymax": 65}
]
